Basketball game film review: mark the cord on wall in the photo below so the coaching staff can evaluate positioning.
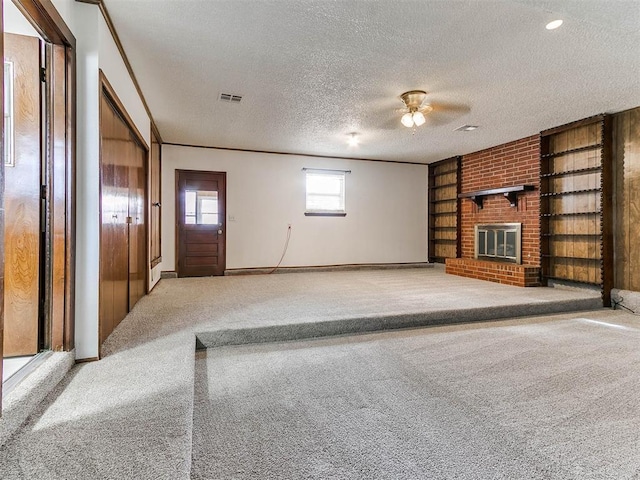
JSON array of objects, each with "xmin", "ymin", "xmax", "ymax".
[{"xmin": 269, "ymin": 224, "xmax": 292, "ymax": 274}]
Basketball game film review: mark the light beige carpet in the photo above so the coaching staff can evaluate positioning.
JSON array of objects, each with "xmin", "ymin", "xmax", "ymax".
[
  {"xmin": 192, "ymin": 314, "xmax": 640, "ymax": 479},
  {"xmin": 0, "ymin": 269, "xmax": 608, "ymax": 479}
]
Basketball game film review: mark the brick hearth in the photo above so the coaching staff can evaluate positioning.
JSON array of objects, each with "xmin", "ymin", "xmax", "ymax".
[{"xmin": 446, "ymin": 258, "xmax": 540, "ymax": 287}]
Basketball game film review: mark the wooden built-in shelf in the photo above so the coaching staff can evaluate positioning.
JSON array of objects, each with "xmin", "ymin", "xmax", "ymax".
[
  {"xmin": 431, "ymin": 182, "xmax": 458, "ymax": 190},
  {"xmin": 540, "ymin": 188, "xmax": 601, "ymax": 197},
  {"xmin": 458, "ymin": 184, "xmax": 535, "ymax": 209},
  {"xmin": 540, "ymin": 143, "xmax": 603, "ymax": 159},
  {"xmin": 431, "ymin": 211, "xmax": 457, "ymax": 216},
  {"xmin": 432, "ymin": 168, "xmax": 459, "ymax": 176},
  {"xmin": 428, "ymin": 157, "xmax": 461, "ymax": 264},
  {"xmin": 430, "ymin": 226, "xmax": 458, "ymax": 231},
  {"xmin": 541, "ymin": 211, "xmax": 600, "ymax": 217},
  {"xmin": 541, "ymin": 233, "xmax": 602, "ymax": 238},
  {"xmin": 545, "ymin": 276, "xmax": 601, "ymax": 286},
  {"xmin": 539, "ymin": 114, "xmax": 612, "ymax": 303},
  {"xmin": 541, "ymin": 255, "xmax": 600, "ymax": 260},
  {"xmin": 540, "ymin": 166, "xmax": 601, "ymax": 178}
]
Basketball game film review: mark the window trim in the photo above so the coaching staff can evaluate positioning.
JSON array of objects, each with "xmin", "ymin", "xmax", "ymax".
[{"xmin": 304, "ymin": 211, "xmax": 347, "ymax": 217}]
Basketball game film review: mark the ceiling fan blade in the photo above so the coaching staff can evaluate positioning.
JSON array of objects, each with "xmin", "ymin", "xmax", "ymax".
[
  {"xmin": 377, "ymin": 117, "xmax": 402, "ymax": 130},
  {"xmin": 430, "ymin": 102, "xmax": 471, "ymax": 115},
  {"xmin": 420, "ymin": 101, "xmax": 471, "ymax": 127}
]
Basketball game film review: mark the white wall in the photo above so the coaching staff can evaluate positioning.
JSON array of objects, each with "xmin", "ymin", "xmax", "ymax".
[
  {"xmin": 50, "ymin": 0, "xmax": 100, "ymax": 360},
  {"xmin": 162, "ymin": 145, "xmax": 428, "ymax": 270},
  {"xmin": 51, "ymin": 0, "xmax": 157, "ymax": 359},
  {"xmin": 4, "ymin": 0, "xmax": 40, "ymax": 36}
]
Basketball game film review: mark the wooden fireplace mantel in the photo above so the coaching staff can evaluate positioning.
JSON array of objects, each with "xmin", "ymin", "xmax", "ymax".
[{"xmin": 458, "ymin": 185, "xmax": 535, "ymax": 209}]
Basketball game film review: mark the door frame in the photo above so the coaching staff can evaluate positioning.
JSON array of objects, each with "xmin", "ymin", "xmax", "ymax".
[
  {"xmin": 0, "ymin": 0, "xmax": 76, "ymax": 406},
  {"xmin": 175, "ymin": 169, "xmax": 227, "ymax": 277}
]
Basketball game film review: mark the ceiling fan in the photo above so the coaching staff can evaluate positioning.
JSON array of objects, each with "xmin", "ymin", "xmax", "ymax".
[{"xmin": 398, "ymin": 90, "xmax": 433, "ymax": 128}]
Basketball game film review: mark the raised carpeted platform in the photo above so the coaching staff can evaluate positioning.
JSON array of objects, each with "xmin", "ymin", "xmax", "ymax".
[
  {"xmin": 0, "ymin": 269, "xmax": 609, "ymax": 478},
  {"xmin": 192, "ymin": 312, "xmax": 640, "ymax": 479}
]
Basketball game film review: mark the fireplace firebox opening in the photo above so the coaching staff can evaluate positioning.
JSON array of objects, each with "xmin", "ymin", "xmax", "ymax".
[{"xmin": 474, "ymin": 223, "xmax": 522, "ymax": 264}]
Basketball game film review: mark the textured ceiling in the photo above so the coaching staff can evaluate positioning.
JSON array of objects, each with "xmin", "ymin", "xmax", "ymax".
[{"xmin": 103, "ymin": 0, "xmax": 640, "ymax": 163}]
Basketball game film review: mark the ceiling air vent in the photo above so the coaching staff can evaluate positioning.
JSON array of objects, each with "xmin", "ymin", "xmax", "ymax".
[{"xmin": 219, "ymin": 93, "xmax": 243, "ymax": 104}]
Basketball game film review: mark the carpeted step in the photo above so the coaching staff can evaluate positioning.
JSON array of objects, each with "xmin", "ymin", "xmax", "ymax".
[{"xmin": 196, "ymin": 297, "xmax": 604, "ymax": 348}]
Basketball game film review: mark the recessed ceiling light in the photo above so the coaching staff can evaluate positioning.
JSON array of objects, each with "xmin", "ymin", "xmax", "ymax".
[
  {"xmin": 455, "ymin": 125, "xmax": 479, "ymax": 132},
  {"xmin": 546, "ymin": 19, "xmax": 563, "ymax": 30},
  {"xmin": 347, "ymin": 133, "xmax": 359, "ymax": 147}
]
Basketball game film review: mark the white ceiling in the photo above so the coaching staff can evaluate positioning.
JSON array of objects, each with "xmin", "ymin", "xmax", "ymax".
[{"xmin": 103, "ymin": 0, "xmax": 640, "ymax": 163}]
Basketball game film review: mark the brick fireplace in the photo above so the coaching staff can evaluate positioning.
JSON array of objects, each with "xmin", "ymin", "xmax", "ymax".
[{"xmin": 445, "ymin": 135, "xmax": 541, "ymax": 287}]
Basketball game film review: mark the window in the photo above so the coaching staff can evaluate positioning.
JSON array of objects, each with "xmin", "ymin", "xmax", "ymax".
[{"xmin": 304, "ymin": 169, "xmax": 347, "ymax": 216}]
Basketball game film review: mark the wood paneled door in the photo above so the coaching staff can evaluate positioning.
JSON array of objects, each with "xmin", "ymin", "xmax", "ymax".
[
  {"xmin": 99, "ymin": 74, "xmax": 148, "ymax": 348},
  {"xmin": 3, "ymin": 33, "xmax": 42, "ymax": 357},
  {"xmin": 176, "ymin": 170, "xmax": 226, "ymax": 277}
]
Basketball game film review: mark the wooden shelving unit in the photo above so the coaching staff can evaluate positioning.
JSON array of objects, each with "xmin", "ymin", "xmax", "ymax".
[
  {"xmin": 429, "ymin": 157, "xmax": 461, "ymax": 263},
  {"xmin": 539, "ymin": 115, "xmax": 613, "ymax": 304}
]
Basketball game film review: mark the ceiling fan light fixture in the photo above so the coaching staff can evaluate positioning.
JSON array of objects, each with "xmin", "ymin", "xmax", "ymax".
[
  {"xmin": 400, "ymin": 90, "xmax": 430, "ymax": 128},
  {"xmin": 400, "ymin": 90, "xmax": 427, "ymax": 108},
  {"xmin": 401, "ymin": 112, "xmax": 415, "ymax": 128},
  {"xmin": 413, "ymin": 111, "xmax": 426, "ymax": 127}
]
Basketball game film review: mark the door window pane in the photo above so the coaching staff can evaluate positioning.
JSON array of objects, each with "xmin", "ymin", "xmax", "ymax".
[
  {"xmin": 185, "ymin": 191, "xmax": 196, "ymax": 224},
  {"xmin": 185, "ymin": 190, "xmax": 218, "ymax": 225}
]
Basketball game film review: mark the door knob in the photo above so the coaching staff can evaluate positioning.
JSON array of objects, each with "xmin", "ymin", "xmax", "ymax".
[{"xmin": 218, "ymin": 229, "xmax": 223, "ymax": 235}]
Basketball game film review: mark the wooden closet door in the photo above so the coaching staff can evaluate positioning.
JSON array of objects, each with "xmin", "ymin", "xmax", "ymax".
[
  {"xmin": 128, "ymin": 133, "xmax": 146, "ymax": 309},
  {"xmin": 99, "ymin": 94, "xmax": 115, "ymax": 342},
  {"xmin": 112, "ymin": 114, "xmax": 129, "ymax": 328},
  {"xmin": 100, "ymin": 95, "xmax": 131, "ymax": 341},
  {"xmin": 99, "ymin": 87, "xmax": 149, "ymax": 346}
]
